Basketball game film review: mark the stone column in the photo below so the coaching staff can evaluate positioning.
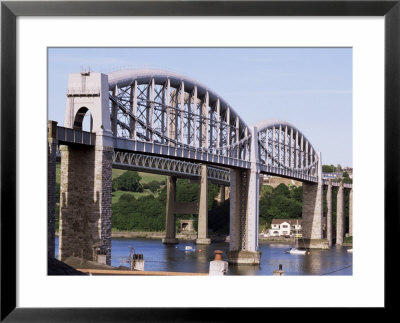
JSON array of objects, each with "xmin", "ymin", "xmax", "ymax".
[
  {"xmin": 47, "ymin": 121, "xmax": 58, "ymax": 259},
  {"xmin": 349, "ymin": 188, "xmax": 353, "ymax": 237},
  {"xmin": 95, "ymin": 145, "xmax": 113, "ymax": 264},
  {"xmin": 228, "ymin": 168, "xmax": 242, "ymax": 252},
  {"xmin": 59, "ymin": 143, "xmax": 113, "ymax": 265},
  {"xmin": 326, "ymin": 180, "xmax": 333, "ymax": 247},
  {"xmin": 162, "ymin": 176, "xmax": 179, "ymax": 244},
  {"xmin": 246, "ymin": 168, "xmax": 260, "ymax": 253},
  {"xmin": 336, "ymin": 181, "xmax": 345, "ymax": 245},
  {"xmin": 227, "ymin": 127, "xmax": 261, "ymax": 265},
  {"xmin": 302, "ymin": 183, "xmax": 324, "ymax": 239},
  {"xmin": 301, "ymin": 153, "xmax": 327, "ymax": 249},
  {"xmin": 196, "ymin": 165, "xmax": 211, "ymax": 244}
]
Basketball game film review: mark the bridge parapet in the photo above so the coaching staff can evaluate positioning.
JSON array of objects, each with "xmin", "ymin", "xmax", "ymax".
[
  {"xmin": 57, "ymin": 126, "xmax": 96, "ymax": 146},
  {"xmin": 323, "ymin": 179, "xmax": 352, "ymax": 189}
]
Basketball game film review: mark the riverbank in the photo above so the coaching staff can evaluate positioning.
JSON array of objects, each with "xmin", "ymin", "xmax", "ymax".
[
  {"xmin": 55, "ymin": 231, "xmax": 352, "ymax": 246},
  {"xmin": 55, "ymin": 231, "xmax": 229, "ymax": 242}
]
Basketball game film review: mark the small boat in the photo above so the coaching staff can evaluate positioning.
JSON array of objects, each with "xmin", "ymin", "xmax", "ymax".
[
  {"xmin": 285, "ymin": 247, "xmax": 309, "ymax": 255},
  {"xmin": 184, "ymin": 245, "xmax": 195, "ymax": 252},
  {"xmin": 285, "ymin": 223, "xmax": 310, "ymax": 255},
  {"xmin": 347, "ymin": 248, "xmax": 353, "ymax": 253}
]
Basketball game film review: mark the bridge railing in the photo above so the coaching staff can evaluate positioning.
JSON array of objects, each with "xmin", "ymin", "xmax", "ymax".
[
  {"xmin": 322, "ymin": 179, "xmax": 352, "ymax": 189},
  {"xmin": 57, "ymin": 126, "xmax": 96, "ymax": 146}
]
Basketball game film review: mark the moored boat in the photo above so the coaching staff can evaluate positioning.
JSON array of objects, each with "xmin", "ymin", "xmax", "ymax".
[{"xmin": 285, "ymin": 247, "xmax": 309, "ymax": 255}]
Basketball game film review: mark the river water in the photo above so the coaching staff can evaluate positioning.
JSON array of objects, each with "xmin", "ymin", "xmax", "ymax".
[{"xmin": 55, "ymin": 237, "xmax": 352, "ymax": 275}]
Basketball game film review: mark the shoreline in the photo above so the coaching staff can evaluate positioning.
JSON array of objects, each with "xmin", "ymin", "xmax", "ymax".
[{"xmin": 55, "ymin": 231, "xmax": 352, "ymax": 246}]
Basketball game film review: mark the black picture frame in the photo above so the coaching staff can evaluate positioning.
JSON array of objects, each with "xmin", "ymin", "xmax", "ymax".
[{"xmin": 1, "ymin": 1, "xmax": 398, "ymax": 321}]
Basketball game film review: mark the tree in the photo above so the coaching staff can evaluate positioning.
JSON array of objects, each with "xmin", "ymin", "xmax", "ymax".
[
  {"xmin": 258, "ymin": 183, "xmax": 303, "ymax": 228},
  {"xmin": 322, "ymin": 165, "xmax": 335, "ymax": 173},
  {"xmin": 143, "ymin": 180, "xmax": 164, "ymax": 193},
  {"xmin": 112, "ymin": 171, "xmax": 143, "ymax": 192}
]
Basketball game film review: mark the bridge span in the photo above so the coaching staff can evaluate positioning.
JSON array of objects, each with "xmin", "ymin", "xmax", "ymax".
[{"xmin": 48, "ymin": 68, "xmax": 352, "ymax": 266}]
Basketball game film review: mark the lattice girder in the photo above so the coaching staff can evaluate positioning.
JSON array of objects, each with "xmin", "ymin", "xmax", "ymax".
[
  {"xmin": 107, "ymin": 69, "xmax": 251, "ymax": 161},
  {"xmin": 254, "ymin": 120, "xmax": 319, "ymax": 181}
]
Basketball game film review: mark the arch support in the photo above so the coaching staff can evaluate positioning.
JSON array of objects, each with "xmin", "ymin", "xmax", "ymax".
[
  {"xmin": 336, "ymin": 182, "xmax": 345, "ymax": 245},
  {"xmin": 162, "ymin": 176, "xmax": 179, "ymax": 244},
  {"xmin": 59, "ymin": 144, "xmax": 113, "ymax": 265},
  {"xmin": 301, "ymin": 152, "xmax": 328, "ymax": 249},
  {"xmin": 59, "ymin": 72, "xmax": 114, "ymax": 265},
  {"xmin": 196, "ymin": 165, "xmax": 211, "ymax": 245},
  {"xmin": 228, "ymin": 127, "xmax": 261, "ymax": 265},
  {"xmin": 326, "ymin": 180, "xmax": 333, "ymax": 247}
]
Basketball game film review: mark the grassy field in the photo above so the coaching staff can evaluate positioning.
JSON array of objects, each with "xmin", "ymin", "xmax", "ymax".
[
  {"xmin": 111, "ymin": 189, "xmax": 156, "ymax": 204},
  {"xmin": 137, "ymin": 172, "xmax": 166, "ymax": 184}
]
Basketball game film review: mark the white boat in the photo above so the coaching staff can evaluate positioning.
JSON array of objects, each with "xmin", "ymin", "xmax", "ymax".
[
  {"xmin": 347, "ymin": 248, "xmax": 353, "ymax": 253},
  {"xmin": 285, "ymin": 247, "xmax": 308, "ymax": 255},
  {"xmin": 285, "ymin": 223, "xmax": 310, "ymax": 255},
  {"xmin": 184, "ymin": 245, "xmax": 195, "ymax": 252}
]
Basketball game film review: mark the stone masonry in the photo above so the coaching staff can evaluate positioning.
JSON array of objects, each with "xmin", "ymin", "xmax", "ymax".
[
  {"xmin": 302, "ymin": 182, "xmax": 324, "ymax": 240},
  {"xmin": 196, "ymin": 164, "xmax": 211, "ymax": 245},
  {"xmin": 349, "ymin": 188, "xmax": 353, "ymax": 237},
  {"xmin": 336, "ymin": 182, "xmax": 344, "ymax": 245},
  {"xmin": 47, "ymin": 121, "xmax": 58, "ymax": 258},
  {"xmin": 326, "ymin": 180, "xmax": 333, "ymax": 247},
  {"xmin": 59, "ymin": 144, "xmax": 113, "ymax": 265}
]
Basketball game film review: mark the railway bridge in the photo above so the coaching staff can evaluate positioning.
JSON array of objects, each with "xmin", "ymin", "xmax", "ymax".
[{"xmin": 48, "ymin": 68, "xmax": 352, "ymax": 265}]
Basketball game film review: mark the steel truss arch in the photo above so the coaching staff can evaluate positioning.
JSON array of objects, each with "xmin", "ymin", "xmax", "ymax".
[
  {"xmin": 255, "ymin": 120, "xmax": 319, "ymax": 182},
  {"xmin": 107, "ymin": 68, "xmax": 251, "ymax": 162}
]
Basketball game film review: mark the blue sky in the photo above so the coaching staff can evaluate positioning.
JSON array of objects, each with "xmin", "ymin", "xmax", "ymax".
[{"xmin": 48, "ymin": 47, "xmax": 352, "ymax": 167}]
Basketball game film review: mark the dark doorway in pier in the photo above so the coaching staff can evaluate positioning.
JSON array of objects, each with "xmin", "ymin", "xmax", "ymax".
[{"xmin": 73, "ymin": 107, "xmax": 93, "ymax": 132}]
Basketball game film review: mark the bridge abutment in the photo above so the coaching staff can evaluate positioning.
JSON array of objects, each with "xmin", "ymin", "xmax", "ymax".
[{"xmin": 59, "ymin": 143, "xmax": 113, "ymax": 265}]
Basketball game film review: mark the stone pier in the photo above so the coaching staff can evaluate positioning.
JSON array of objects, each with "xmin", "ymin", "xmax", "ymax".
[
  {"xmin": 301, "ymin": 152, "xmax": 328, "ymax": 249},
  {"xmin": 59, "ymin": 144, "xmax": 113, "ymax": 264},
  {"xmin": 227, "ymin": 127, "xmax": 261, "ymax": 265},
  {"xmin": 58, "ymin": 71, "xmax": 114, "ymax": 265},
  {"xmin": 349, "ymin": 188, "xmax": 353, "ymax": 237},
  {"xmin": 196, "ymin": 164, "xmax": 211, "ymax": 245},
  {"xmin": 162, "ymin": 176, "xmax": 179, "ymax": 244},
  {"xmin": 336, "ymin": 181, "xmax": 345, "ymax": 245},
  {"xmin": 326, "ymin": 180, "xmax": 333, "ymax": 247},
  {"xmin": 47, "ymin": 120, "xmax": 58, "ymax": 258}
]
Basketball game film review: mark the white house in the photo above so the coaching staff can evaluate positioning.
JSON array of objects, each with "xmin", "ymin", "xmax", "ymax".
[{"xmin": 268, "ymin": 219, "xmax": 302, "ymax": 237}]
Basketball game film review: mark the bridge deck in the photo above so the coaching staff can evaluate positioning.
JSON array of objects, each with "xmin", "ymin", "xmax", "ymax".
[{"xmin": 53, "ymin": 126, "xmax": 351, "ymax": 188}]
